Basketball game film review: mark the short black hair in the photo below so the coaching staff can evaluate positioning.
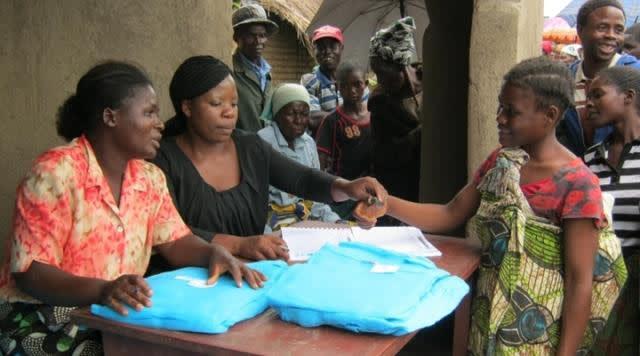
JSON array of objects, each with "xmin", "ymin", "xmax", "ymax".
[
  {"xmin": 336, "ymin": 62, "xmax": 366, "ymax": 84},
  {"xmin": 597, "ymin": 66, "xmax": 640, "ymax": 112},
  {"xmin": 56, "ymin": 61, "xmax": 152, "ymax": 141},
  {"xmin": 577, "ymin": 0, "xmax": 625, "ymax": 30},
  {"xmin": 503, "ymin": 56, "xmax": 574, "ymax": 115},
  {"xmin": 164, "ymin": 55, "xmax": 232, "ymax": 137}
]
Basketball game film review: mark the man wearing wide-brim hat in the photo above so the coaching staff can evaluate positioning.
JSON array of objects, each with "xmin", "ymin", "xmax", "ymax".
[{"xmin": 231, "ymin": 4, "xmax": 279, "ymax": 132}]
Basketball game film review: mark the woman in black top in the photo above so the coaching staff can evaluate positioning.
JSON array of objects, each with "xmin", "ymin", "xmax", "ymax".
[{"xmin": 152, "ymin": 55, "xmax": 387, "ymax": 264}]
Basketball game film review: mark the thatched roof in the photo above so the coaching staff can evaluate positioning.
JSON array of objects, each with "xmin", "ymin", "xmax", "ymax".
[{"xmin": 258, "ymin": 0, "xmax": 322, "ymax": 53}]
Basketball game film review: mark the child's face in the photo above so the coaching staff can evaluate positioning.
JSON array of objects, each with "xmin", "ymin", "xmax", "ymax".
[
  {"xmin": 496, "ymin": 84, "xmax": 553, "ymax": 147},
  {"xmin": 338, "ymin": 70, "xmax": 368, "ymax": 104},
  {"xmin": 586, "ymin": 76, "xmax": 626, "ymax": 128}
]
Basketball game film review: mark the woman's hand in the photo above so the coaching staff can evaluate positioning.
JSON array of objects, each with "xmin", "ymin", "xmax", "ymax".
[
  {"xmin": 237, "ymin": 235, "xmax": 290, "ymax": 261},
  {"xmin": 99, "ymin": 275, "xmax": 153, "ymax": 316},
  {"xmin": 332, "ymin": 177, "xmax": 388, "ymax": 227},
  {"xmin": 331, "ymin": 177, "xmax": 388, "ymax": 203},
  {"xmin": 207, "ymin": 242, "xmax": 267, "ymax": 289},
  {"xmin": 353, "ymin": 197, "xmax": 389, "ymax": 228}
]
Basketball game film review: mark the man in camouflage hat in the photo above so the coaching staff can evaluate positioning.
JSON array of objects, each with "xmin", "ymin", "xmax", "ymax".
[{"xmin": 232, "ymin": 3, "xmax": 279, "ymax": 132}]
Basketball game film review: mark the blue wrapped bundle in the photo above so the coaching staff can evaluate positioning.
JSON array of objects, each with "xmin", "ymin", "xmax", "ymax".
[
  {"xmin": 268, "ymin": 242, "xmax": 468, "ymax": 335},
  {"xmin": 91, "ymin": 260, "xmax": 288, "ymax": 333}
]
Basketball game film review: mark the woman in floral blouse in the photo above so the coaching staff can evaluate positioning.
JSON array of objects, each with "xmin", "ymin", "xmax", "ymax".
[{"xmin": 0, "ymin": 61, "xmax": 264, "ymax": 356}]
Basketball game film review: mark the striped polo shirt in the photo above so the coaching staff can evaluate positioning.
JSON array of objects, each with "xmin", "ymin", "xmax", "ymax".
[
  {"xmin": 584, "ymin": 137, "xmax": 640, "ymax": 248},
  {"xmin": 300, "ymin": 67, "xmax": 369, "ymax": 113}
]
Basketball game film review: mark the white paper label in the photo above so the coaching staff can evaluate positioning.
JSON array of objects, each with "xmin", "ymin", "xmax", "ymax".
[
  {"xmin": 370, "ymin": 263, "xmax": 400, "ymax": 273},
  {"xmin": 175, "ymin": 275, "xmax": 217, "ymax": 288}
]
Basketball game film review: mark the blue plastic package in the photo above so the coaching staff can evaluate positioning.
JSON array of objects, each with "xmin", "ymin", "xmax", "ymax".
[
  {"xmin": 91, "ymin": 260, "xmax": 287, "ymax": 333},
  {"xmin": 268, "ymin": 242, "xmax": 468, "ymax": 335}
]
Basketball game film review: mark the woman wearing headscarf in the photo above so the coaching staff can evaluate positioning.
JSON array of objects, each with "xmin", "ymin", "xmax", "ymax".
[
  {"xmin": 151, "ymin": 55, "xmax": 386, "ymax": 266},
  {"xmin": 368, "ymin": 17, "xmax": 423, "ymax": 221},
  {"xmin": 257, "ymin": 83, "xmax": 341, "ymax": 232}
]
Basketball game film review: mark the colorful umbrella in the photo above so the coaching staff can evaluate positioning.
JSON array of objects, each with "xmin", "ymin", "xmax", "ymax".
[{"xmin": 543, "ymin": 16, "xmax": 571, "ymax": 31}]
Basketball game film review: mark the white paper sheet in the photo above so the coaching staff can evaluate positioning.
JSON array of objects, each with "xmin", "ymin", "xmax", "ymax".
[
  {"xmin": 282, "ymin": 227, "xmax": 353, "ymax": 261},
  {"xmin": 350, "ymin": 226, "xmax": 442, "ymax": 257},
  {"xmin": 282, "ymin": 226, "xmax": 441, "ymax": 261}
]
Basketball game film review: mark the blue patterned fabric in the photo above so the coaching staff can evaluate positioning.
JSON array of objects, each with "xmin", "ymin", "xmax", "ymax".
[
  {"xmin": 268, "ymin": 242, "xmax": 469, "ymax": 335},
  {"xmin": 91, "ymin": 261, "xmax": 288, "ymax": 334}
]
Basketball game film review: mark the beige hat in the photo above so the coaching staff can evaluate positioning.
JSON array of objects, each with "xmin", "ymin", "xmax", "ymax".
[{"xmin": 232, "ymin": 4, "xmax": 278, "ymax": 35}]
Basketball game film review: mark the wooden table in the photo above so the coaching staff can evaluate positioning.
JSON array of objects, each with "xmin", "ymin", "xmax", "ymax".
[{"xmin": 72, "ymin": 233, "xmax": 480, "ymax": 356}]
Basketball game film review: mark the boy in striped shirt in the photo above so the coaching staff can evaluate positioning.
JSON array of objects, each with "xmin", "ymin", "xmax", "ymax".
[{"xmin": 301, "ymin": 25, "xmax": 369, "ymax": 135}]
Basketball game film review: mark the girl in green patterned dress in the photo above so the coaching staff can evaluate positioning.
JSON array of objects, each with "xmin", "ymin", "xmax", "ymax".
[{"xmin": 356, "ymin": 57, "xmax": 627, "ymax": 355}]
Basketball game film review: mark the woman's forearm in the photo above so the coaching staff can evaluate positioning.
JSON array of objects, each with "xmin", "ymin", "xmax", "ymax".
[
  {"xmin": 211, "ymin": 234, "xmax": 244, "ymax": 256},
  {"xmin": 557, "ymin": 276, "xmax": 593, "ymax": 355},
  {"xmin": 155, "ymin": 234, "xmax": 214, "ymax": 268},
  {"xmin": 13, "ymin": 261, "xmax": 107, "ymax": 307},
  {"xmin": 386, "ymin": 196, "xmax": 463, "ymax": 234},
  {"xmin": 386, "ymin": 183, "xmax": 480, "ymax": 234},
  {"xmin": 330, "ymin": 178, "xmax": 352, "ymax": 202},
  {"xmin": 269, "ymin": 147, "xmax": 336, "ymax": 204},
  {"xmin": 558, "ymin": 218, "xmax": 599, "ymax": 355}
]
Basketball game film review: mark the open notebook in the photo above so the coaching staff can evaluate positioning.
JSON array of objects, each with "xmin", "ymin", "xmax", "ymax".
[{"xmin": 282, "ymin": 226, "xmax": 442, "ymax": 261}]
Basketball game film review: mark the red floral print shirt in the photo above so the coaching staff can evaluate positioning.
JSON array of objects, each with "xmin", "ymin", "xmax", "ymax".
[{"xmin": 0, "ymin": 135, "xmax": 191, "ymax": 303}]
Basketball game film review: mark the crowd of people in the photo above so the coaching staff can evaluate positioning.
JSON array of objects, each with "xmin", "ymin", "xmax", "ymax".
[{"xmin": 0, "ymin": 0, "xmax": 638, "ymax": 355}]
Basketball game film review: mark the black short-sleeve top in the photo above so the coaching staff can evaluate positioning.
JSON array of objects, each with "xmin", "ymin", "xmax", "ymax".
[{"xmin": 151, "ymin": 130, "xmax": 336, "ymax": 240}]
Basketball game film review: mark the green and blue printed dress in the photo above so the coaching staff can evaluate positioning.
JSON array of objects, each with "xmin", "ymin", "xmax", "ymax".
[{"xmin": 467, "ymin": 148, "xmax": 627, "ymax": 355}]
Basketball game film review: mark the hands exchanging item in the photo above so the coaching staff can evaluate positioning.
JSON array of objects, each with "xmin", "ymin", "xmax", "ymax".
[
  {"xmin": 235, "ymin": 175, "xmax": 390, "ymax": 262},
  {"xmin": 354, "ymin": 195, "xmax": 389, "ymax": 228},
  {"xmin": 217, "ymin": 177, "xmax": 387, "ymax": 266},
  {"xmin": 335, "ymin": 177, "xmax": 389, "ymax": 228}
]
